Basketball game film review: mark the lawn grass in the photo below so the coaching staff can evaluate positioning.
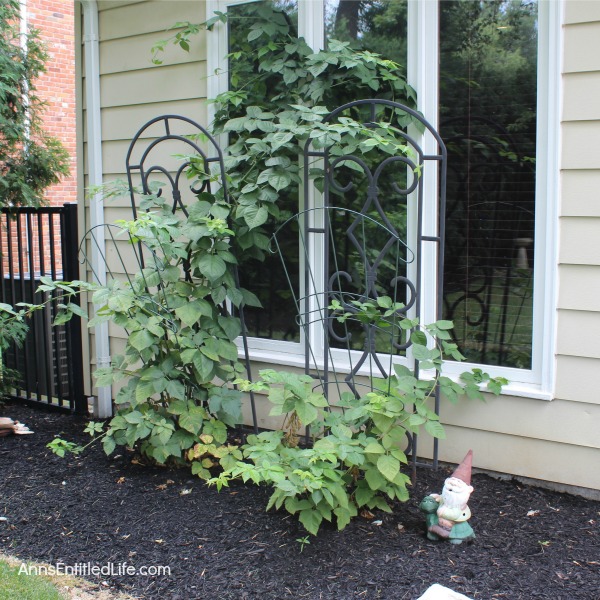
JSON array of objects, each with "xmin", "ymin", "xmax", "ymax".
[
  {"xmin": 0, "ymin": 554, "xmax": 132, "ymax": 600},
  {"xmin": 0, "ymin": 558, "xmax": 64, "ymax": 600}
]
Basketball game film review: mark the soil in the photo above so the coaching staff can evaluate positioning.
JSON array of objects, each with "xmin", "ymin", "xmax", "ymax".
[{"xmin": 1, "ymin": 403, "xmax": 598, "ymax": 600}]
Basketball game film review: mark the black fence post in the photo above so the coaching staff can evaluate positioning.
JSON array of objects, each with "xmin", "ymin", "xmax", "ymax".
[{"xmin": 62, "ymin": 203, "xmax": 87, "ymax": 414}]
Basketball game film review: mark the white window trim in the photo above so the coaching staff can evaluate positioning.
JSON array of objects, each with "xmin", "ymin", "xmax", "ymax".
[{"xmin": 207, "ymin": 0, "xmax": 562, "ymax": 401}]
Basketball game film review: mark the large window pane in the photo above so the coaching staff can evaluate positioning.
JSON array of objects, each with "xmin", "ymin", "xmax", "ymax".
[
  {"xmin": 324, "ymin": 1, "xmax": 410, "ymax": 355},
  {"xmin": 440, "ymin": 0, "xmax": 537, "ymax": 368},
  {"xmin": 228, "ymin": 1, "xmax": 300, "ymax": 342}
]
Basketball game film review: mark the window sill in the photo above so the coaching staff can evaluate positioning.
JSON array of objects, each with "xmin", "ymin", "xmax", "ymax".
[{"xmin": 236, "ymin": 345, "xmax": 554, "ymax": 401}]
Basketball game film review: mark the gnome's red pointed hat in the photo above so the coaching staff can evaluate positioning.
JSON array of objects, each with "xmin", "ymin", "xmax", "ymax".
[{"xmin": 452, "ymin": 450, "xmax": 473, "ymax": 486}]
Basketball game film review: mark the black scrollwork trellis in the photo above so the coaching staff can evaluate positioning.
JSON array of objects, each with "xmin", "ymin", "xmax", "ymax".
[
  {"xmin": 121, "ymin": 115, "xmax": 257, "ymax": 430},
  {"xmin": 272, "ymin": 99, "xmax": 447, "ymax": 471}
]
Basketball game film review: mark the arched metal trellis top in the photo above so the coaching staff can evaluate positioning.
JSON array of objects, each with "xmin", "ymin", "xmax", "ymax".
[{"xmin": 125, "ymin": 114, "xmax": 230, "ymax": 219}]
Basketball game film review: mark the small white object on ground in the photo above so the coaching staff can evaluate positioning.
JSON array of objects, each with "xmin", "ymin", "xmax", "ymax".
[
  {"xmin": 417, "ymin": 584, "xmax": 473, "ymax": 600},
  {"xmin": 0, "ymin": 418, "xmax": 34, "ymax": 436}
]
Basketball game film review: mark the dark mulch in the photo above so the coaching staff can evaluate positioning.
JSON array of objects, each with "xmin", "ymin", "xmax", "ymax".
[{"xmin": 1, "ymin": 403, "xmax": 598, "ymax": 600}]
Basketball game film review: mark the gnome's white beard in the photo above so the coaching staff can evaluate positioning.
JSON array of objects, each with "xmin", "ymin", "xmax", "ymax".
[
  {"xmin": 436, "ymin": 476, "xmax": 473, "ymax": 524},
  {"xmin": 441, "ymin": 477, "xmax": 472, "ymax": 509}
]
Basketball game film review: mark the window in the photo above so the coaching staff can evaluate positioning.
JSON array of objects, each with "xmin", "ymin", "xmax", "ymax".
[
  {"xmin": 439, "ymin": 0, "xmax": 538, "ymax": 370},
  {"xmin": 207, "ymin": 0, "xmax": 560, "ymax": 397}
]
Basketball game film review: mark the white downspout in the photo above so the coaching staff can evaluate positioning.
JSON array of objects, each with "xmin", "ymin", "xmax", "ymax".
[{"xmin": 82, "ymin": 0, "xmax": 112, "ymax": 418}]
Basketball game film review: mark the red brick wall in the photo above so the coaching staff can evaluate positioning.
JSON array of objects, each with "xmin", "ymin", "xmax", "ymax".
[
  {"xmin": 27, "ymin": 0, "xmax": 77, "ymax": 207},
  {"xmin": 1, "ymin": 2, "xmax": 75, "ymax": 279}
]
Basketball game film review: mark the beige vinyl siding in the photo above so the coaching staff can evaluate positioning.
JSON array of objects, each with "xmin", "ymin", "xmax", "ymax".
[
  {"xmin": 561, "ymin": 170, "xmax": 600, "ymax": 216},
  {"xmin": 557, "ymin": 310, "xmax": 600, "ymax": 361},
  {"xmin": 555, "ymin": 355, "xmax": 600, "ymax": 403},
  {"xmin": 440, "ymin": 426, "xmax": 600, "ymax": 492},
  {"xmin": 81, "ymin": 0, "xmax": 207, "ymax": 394},
  {"xmin": 564, "ymin": 22, "xmax": 600, "ymax": 73},
  {"xmin": 542, "ymin": 3, "xmax": 600, "ymax": 489},
  {"xmin": 564, "ymin": 0, "xmax": 600, "ymax": 26},
  {"xmin": 562, "ymin": 121, "xmax": 600, "ymax": 169},
  {"xmin": 562, "ymin": 72, "xmax": 600, "ymax": 121},
  {"xmin": 101, "ymin": 101, "xmax": 208, "ymax": 143}
]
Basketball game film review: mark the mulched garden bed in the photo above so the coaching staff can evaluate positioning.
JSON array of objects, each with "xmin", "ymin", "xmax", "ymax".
[{"xmin": 1, "ymin": 402, "xmax": 598, "ymax": 600}]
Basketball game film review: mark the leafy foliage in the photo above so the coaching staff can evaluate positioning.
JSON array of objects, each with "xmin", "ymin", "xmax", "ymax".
[
  {"xmin": 0, "ymin": 303, "xmax": 28, "ymax": 398},
  {"xmin": 11, "ymin": 188, "xmax": 253, "ymax": 474},
  {"xmin": 154, "ymin": 3, "xmax": 418, "ymax": 237},
  {"xmin": 151, "ymin": 3, "xmax": 422, "ymax": 339},
  {"xmin": 209, "ymin": 302, "xmax": 506, "ymax": 536},
  {"xmin": 0, "ymin": 0, "xmax": 69, "ymax": 206}
]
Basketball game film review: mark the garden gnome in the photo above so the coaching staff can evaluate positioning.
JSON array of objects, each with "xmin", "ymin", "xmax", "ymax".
[{"xmin": 419, "ymin": 450, "xmax": 475, "ymax": 544}]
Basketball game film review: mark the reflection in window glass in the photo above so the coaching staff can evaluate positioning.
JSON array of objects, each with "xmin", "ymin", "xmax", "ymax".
[
  {"xmin": 325, "ymin": 0, "xmax": 407, "ymax": 70},
  {"xmin": 228, "ymin": 1, "xmax": 300, "ymax": 342},
  {"xmin": 440, "ymin": 0, "xmax": 537, "ymax": 368}
]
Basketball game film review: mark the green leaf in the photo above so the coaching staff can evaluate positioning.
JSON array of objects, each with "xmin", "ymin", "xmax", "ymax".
[
  {"xmin": 175, "ymin": 299, "xmax": 212, "ymax": 327},
  {"xmin": 241, "ymin": 289, "xmax": 262, "ymax": 308},
  {"xmin": 270, "ymin": 132, "xmax": 293, "ymax": 150},
  {"xmin": 165, "ymin": 379, "xmax": 186, "ymax": 400},
  {"xmin": 244, "ymin": 205, "xmax": 268, "ymax": 229},
  {"xmin": 167, "ymin": 400, "xmax": 188, "ymax": 415},
  {"xmin": 247, "ymin": 28, "xmax": 263, "ymax": 42},
  {"xmin": 66, "ymin": 303, "xmax": 87, "ymax": 319},
  {"xmin": 191, "ymin": 462, "xmax": 211, "ymax": 480},
  {"xmin": 265, "ymin": 156, "xmax": 291, "ymax": 168},
  {"xmin": 135, "ymin": 379, "xmax": 157, "ymax": 404},
  {"xmin": 365, "ymin": 467, "xmax": 385, "ymax": 490},
  {"xmin": 267, "ymin": 171, "xmax": 291, "ymax": 191},
  {"xmin": 412, "ymin": 344, "xmax": 432, "ymax": 360},
  {"xmin": 129, "ymin": 329, "xmax": 156, "ymax": 351},
  {"xmin": 162, "ymin": 265, "xmax": 181, "ymax": 283},
  {"xmin": 218, "ymin": 315, "xmax": 242, "ymax": 341},
  {"xmin": 355, "ymin": 484, "xmax": 375, "ymax": 507},
  {"xmin": 299, "ymin": 509, "xmax": 323, "ymax": 536},
  {"xmin": 330, "ymin": 483, "xmax": 349, "ymax": 509},
  {"xmin": 226, "ymin": 286, "xmax": 243, "ymax": 307},
  {"xmin": 197, "ymin": 254, "xmax": 227, "ymax": 281},
  {"xmin": 179, "ymin": 405, "xmax": 205, "ymax": 435},
  {"xmin": 294, "ymin": 399, "xmax": 318, "ymax": 426},
  {"xmin": 123, "ymin": 410, "xmax": 144, "ymax": 425},
  {"xmin": 334, "ymin": 506, "xmax": 352, "ymax": 531},
  {"xmin": 102, "ymin": 435, "xmax": 116, "ymax": 455},
  {"xmin": 193, "ymin": 351, "xmax": 215, "ymax": 381},
  {"xmin": 200, "ymin": 337, "xmax": 220, "ymax": 362},
  {"xmin": 377, "ymin": 455, "xmax": 400, "ymax": 482},
  {"xmin": 217, "ymin": 339, "xmax": 239, "ymax": 362},
  {"xmin": 364, "ymin": 441, "xmax": 385, "ymax": 454},
  {"xmin": 424, "ymin": 419, "xmax": 446, "ymax": 439},
  {"xmin": 93, "ymin": 368, "xmax": 116, "ymax": 387},
  {"xmin": 410, "ymin": 330, "xmax": 428, "ymax": 346}
]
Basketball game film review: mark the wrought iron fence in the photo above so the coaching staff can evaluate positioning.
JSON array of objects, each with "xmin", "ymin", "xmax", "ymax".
[{"xmin": 0, "ymin": 204, "xmax": 86, "ymax": 413}]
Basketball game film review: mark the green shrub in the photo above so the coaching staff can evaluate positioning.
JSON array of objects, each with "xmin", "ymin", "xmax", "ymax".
[{"xmin": 209, "ymin": 306, "xmax": 505, "ymax": 535}]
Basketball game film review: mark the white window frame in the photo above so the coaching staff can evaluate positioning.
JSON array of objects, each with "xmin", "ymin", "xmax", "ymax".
[{"xmin": 207, "ymin": 0, "xmax": 562, "ymax": 400}]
